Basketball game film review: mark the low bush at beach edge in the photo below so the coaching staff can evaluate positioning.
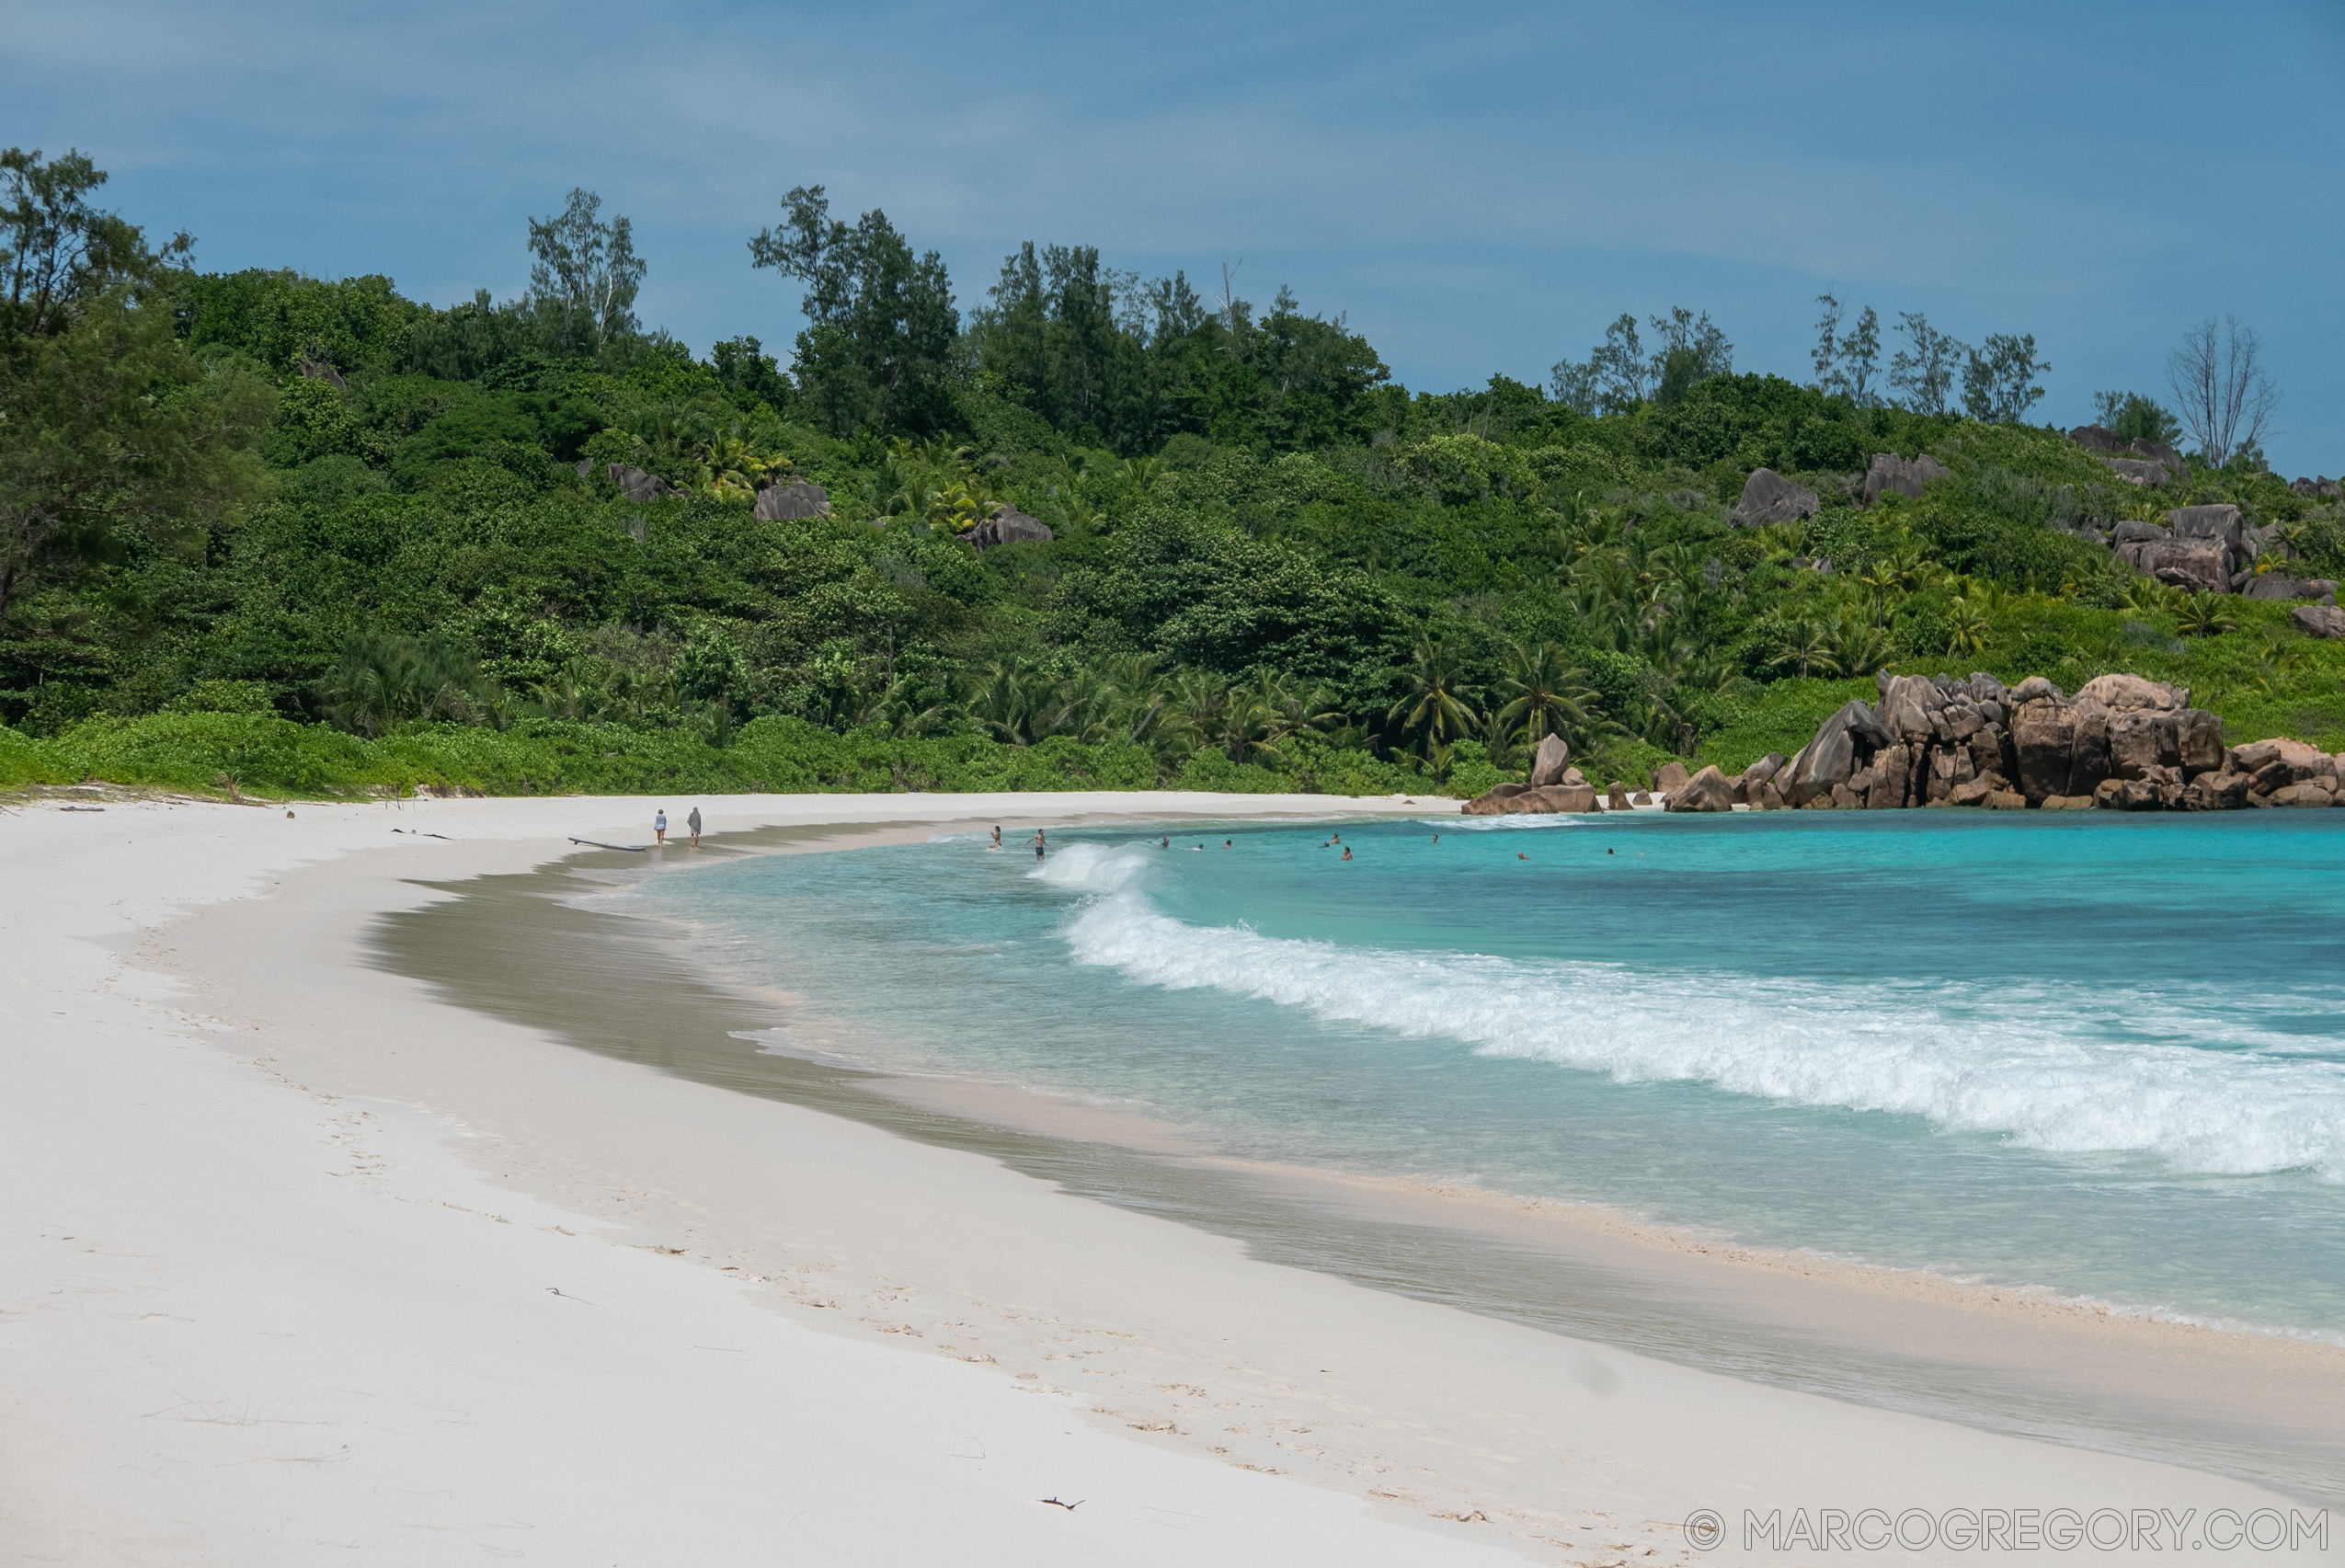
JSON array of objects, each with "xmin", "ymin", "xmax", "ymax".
[{"xmin": 0, "ymin": 710, "xmax": 1485, "ymax": 802}]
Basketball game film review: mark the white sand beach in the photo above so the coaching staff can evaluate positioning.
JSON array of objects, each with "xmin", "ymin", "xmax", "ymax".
[{"xmin": 2, "ymin": 791, "xmax": 2335, "ymax": 1567}]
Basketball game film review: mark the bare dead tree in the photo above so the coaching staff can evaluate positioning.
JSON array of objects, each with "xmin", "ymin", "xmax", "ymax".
[{"xmin": 2166, "ymin": 315, "xmax": 2280, "ymax": 465}]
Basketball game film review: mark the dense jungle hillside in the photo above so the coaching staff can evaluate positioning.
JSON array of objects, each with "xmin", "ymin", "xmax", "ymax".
[{"xmin": 3, "ymin": 154, "xmax": 2339, "ymax": 799}]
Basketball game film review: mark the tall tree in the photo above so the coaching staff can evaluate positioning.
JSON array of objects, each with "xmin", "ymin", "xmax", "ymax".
[
  {"xmin": 1550, "ymin": 314, "xmax": 1648, "ymax": 415},
  {"xmin": 1648, "ymin": 306, "xmax": 1733, "ymax": 406},
  {"xmin": 2, "ymin": 146, "xmax": 189, "ymax": 338},
  {"xmin": 2166, "ymin": 315, "xmax": 2279, "ymax": 465},
  {"xmin": 0, "ymin": 151, "xmax": 268, "ymax": 625},
  {"xmin": 524, "ymin": 188, "xmax": 645, "ymax": 359},
  {"xmin": 1812, "ymin": 294, "xmax": 1845, "ymax": 396},
  {"xmin": 1840, "ymin": 305, "xmax": 1882, "ymax": 407},
  {"xmin": 749, "ymin": 186, "xmax": 958, "ymax": 439},
  {"xmin": 2092, "ymin": 390, "xmax": 2183, "ymax": 448},
  {"xmin": 1889, "ymin": 311, "xmax": 1964, "ymax": 416},
  {"xmin": 1960, "ymin": 333, "xmax": 2050, "ymax": 423}
]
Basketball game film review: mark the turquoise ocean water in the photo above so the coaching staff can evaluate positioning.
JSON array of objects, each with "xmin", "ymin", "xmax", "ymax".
[{"xmin": 632, "ymin": 810, "xmax": 2345, "ymax": 1339}]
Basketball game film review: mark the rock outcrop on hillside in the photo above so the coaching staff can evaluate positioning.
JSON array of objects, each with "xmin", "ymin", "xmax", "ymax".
[
  {"xmin": 577, "ymin": 460, "xmax": 676, "ymax": 502},
  {"xmin": 2295, "ymin": 604, "xmax": 2345, "ymax": 639},
  {"xmin": 1860, "ymin": 452, "xmax": 1950, "ymax": 508},
  {"xmin": 2243, "ymin": 572, "xmax": 2339, "ymax": 601},
  {"xmin": 1460, "ymin": 669, "xmax": 2342, "ymax": 817},
  {"xmin": 1734, "ymin": 468, "xmax": 1819, "ymax": 527},
  {"xmin": 2066, "ymin": 427, "xmax": 2187, "ymax": 485},
  {"xmin": 967, "ymin": 505, "xmax": 1054, "ymax": 551},
  {"xmin": 754, "ymin": 480, "xmax": 833, "ymax": 521}
]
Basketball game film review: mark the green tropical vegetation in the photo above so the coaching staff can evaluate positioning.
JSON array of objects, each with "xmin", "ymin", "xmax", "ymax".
[{"xmin": 4, "ymin": 150, "xmax": 2340, "ymax": 802}]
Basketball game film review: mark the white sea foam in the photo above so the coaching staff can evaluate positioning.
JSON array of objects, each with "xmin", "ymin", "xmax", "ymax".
[
  {"xmin": 1051, "ymin": 853, "xmax": 2345, "ymax": 1182},
  {"xmin": 1028, "ymin": 840, "xmax": 1160, "ymax": 893}
]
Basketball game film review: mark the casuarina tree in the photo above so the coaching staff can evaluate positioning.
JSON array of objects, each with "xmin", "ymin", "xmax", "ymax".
[{"xmin": 749, "ymin": 186, "xmax": 958, "ymax": 439}]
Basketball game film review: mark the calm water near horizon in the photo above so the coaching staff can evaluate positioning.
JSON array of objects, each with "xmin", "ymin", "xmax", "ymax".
[{"xmin": 627, "ymin": 809, "xmax": 2345, "ymax": 1341}]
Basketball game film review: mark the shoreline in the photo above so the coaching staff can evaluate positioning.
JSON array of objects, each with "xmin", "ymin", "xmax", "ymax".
[
  {"xmin": 5, "ymin": 792, "xmax": 2337, "ymax": 1565},
  {"xmin": 604, "ymin": 824, "xmax": 2345, "ymax": 1346},
  {"xmin": 384, "ymin": 821, "xmax": 2345, "ymax": 1504}
]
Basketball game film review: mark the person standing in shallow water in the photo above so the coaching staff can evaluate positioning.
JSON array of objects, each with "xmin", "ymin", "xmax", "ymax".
[
  {"xmin": 687, "ymin": 806, "xmax": 703, "ymax": 848},
  {"xmin": 653, "ymin": 808, "xmax": 668, "ymax": 846},
  {"xmin": 1030, "ymin": 829, "xmax": 1047, "ymax": 861}
]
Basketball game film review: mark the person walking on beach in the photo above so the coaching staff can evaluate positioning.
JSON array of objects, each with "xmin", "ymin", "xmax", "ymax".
[
  {"xmin": 687, "ymin": 806, "xmax": 702, "ymax": 848},
  {"xmin": 654, "ymin": 808, "xmax": 668, "ymax": 845},
  {"xmin": 1030, "ymin": 829, "xmax": 1047, "ymax": 861}
]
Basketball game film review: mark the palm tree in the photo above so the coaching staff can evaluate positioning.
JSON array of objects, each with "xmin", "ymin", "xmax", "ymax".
[
  {"xmin": 2120, "ymin": 576, "xmax": 2179, "ymax": 617},
  {"xmin": 322, "ymin": 629, "xmax": 506, "ymax": 737},
  {"xmin": 1039, "ymin": 664, "xmax": 1121, "ymax": 743},
  {"xmin": 1944, "ymin": 598, "xmax": 1992, "ymax": 657},
  {"xmin": 962, "ymin": 660, "xmax": 1053, "ymax": 745},
  {"xmin": 2174, "ymin": 594, "xmax": 2237, "ymax": 638},
  {"xmin": 852, "ymin": 675, "xmax": 955, "ymax": 737},
  {"xmin": 1238, "ymin": 670, "xmax": 1344, "ymax": 766},
  {"xmin": 1828, "ymin": 615, "xmax": 1892, "ymax": 676},
  {"xmin": 1162, "ymin": 668, "xmax": 1231, "ymax": 761},
  {"xmin": 1387, "ymin": 635, "xmax": 1480, "ymax": 753},
  {"xmin": 1955, "ymin": 574, "xmax": 2013, "ymax": 614},
  {"xmin": 1565, "ymin": 552, "xmax": 1637, "ymax": 650},
  {"xmin": 1767, "ymin": 621, "xmax": 1838, "ymax": 680},
  {"xmin": 1495, "ymin": 641, "xmax": 1600, "ymax": 750},
  {"xmin": 691, "ymin": 419, "xmax": 790, "ymax": 498},
  {"xmin": 1759, "ymin": 519, "xmax": 1810, "ymax": 562}
]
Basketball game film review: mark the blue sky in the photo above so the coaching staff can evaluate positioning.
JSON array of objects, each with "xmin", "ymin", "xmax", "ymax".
[{"xmin": 8, "ymin": 0, "xmax": 2341, "ymax": 471}]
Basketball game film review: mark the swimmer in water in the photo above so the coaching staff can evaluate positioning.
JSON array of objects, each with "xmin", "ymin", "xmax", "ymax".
[
  {"xmin": 1223, "ymin": 839, "xmax": 1232, "ymax": 848},
  {"xmin": 989, "ymin": 826, "xmax": 1001, "ymax": 850},
  {"xmin": 1030, "ymin": 829, "xmax": 1047, "ymax": 860},
  {"xmin": 1341, "ymin": 846, "xmax": 1353, "ymax": 861},
  {"xmin": 1161, "ymin": 836, "xmax": 1170, "ymax": 849}
]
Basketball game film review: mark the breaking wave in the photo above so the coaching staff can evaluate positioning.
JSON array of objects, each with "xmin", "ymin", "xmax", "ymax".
[{"xmin": 1044, "ymin": 846, "xmax": 2345, "ymax": 1181}]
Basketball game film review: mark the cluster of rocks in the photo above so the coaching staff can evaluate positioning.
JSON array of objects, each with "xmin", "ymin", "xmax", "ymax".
[
  {"xmin": 1462, "ymin": 671, "xmax": 2345, "ymax": 818},
  {"xmin": 754, "ymin": 479, "xmax": 834, "ymax": 521},
  {"xmin": 2066, "ymin": 425, "xmax": 2190, "ymax": 486},
  {"xmin": 1753, "ymin": 670, "xmax": 2232, "ymax": 811},
  {"xmin": 2291, "ymin": 476, "xmax": 2342, "ymax": 498},
  {"xmin": 2107, "ymin": 501, "xmax": 2336, "ymax": 604},
  {"xmin": 966, "ymin": 504, "xmax": 1054, "ymax": 551},
  {"xmin": 575, "ymin": 460, "xmax": 679, "ymax": 503},
  {"xmin": 1732, "ymin": 452, "xmax": 1954, "ymax": 529},
  {"xmin": 1461, "ymin": 735, "xmax": 1642, "ymax": 816}
]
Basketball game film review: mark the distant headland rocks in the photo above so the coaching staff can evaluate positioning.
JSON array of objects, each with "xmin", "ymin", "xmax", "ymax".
[{"xmin": 1465, "ymin": 671, "xmax": 2345, "ymax": 818}]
